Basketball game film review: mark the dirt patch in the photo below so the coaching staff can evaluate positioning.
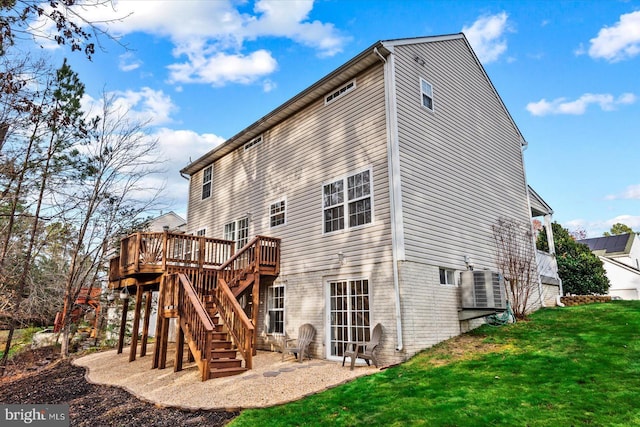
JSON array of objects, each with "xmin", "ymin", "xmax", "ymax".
[
  {"xmin": 0, "ymin": 348, "xmax": 238, "ymax": 426},
  {"xmin": 418, "ymin": 334, "xmax": 506, "ymax": 367}
]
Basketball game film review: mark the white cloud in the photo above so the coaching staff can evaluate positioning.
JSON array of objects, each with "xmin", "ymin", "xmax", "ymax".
[
  {"xmin": 167, "ymin": 50, "xmax": 277, "ymax": 86},
  {"xmin": 567, "ymin": 215, "xmax": 640, "ymax": 238},
  {"xmin": 587, "ymin": 11, "xmax": 640, "ymax": 62},
  {"xmin": 606, "ymin": 184, "xmax": 640, "ymax": 200},
  {"xmin": 81, "ymin": 87, "xmax": 178, "ymax": 126},
  {"xmin": 262, "ymin": 79, "xmax": 277, "ymax": 93},
  {"xmin": 118, "ymin": 52, "xmax": 143, "ymax": 72},
  {"xmin": 462, "ymin": 12, "xmax": 511, "ymax": 64},
  {"xmin": 526, "ymin": 92, "xmax": 636, "ymax": 116},
  {"xmin": 31, "ymin": 0, "xmax": 348, "ymax": 87}
]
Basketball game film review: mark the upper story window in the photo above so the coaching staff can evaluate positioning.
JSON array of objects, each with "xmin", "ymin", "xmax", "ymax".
[
  {"xmin": 196, "ymin": 229, "xmax": 206, "ymax": 236},
  {"xmin": 224, "ymin": 217, "xmax": 249, "ymax": 249},
  {"xmin": 270, "ymin": 199, "xmax": 286, "ymax": 228},
  {"xmin": 439, "ymin": 268, "xmax": 456, "ymax": 286},
  {"xmin": 323, "ymin": 169, "xmax": 372, "ymax": 233},
  {"xmin": 325, "ymin": 79, "xmax": 356, "ymax": 105},
  {"xmin": 201, "ymin": 165, "xmax": 212, "ymax": 200},
  {"xmin": 420, "ymin": 78, "xmax": 434, "ymax": 111},
  {"xmin": 244, "ymin": 135, "xmax": 263, "ymax": 151}
]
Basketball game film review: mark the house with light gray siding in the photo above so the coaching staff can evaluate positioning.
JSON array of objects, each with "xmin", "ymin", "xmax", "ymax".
[{"xmin": 179, "ymin": 33, "xmax": 559, "ymax": 366}]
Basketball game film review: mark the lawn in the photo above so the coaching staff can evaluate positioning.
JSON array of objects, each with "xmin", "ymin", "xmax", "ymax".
[{"xmin": 230, "ymin": 301, "xmax": 640, "ymax": 426}]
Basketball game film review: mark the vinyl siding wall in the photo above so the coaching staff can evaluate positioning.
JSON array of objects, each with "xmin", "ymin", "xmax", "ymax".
[
  {"xmin": 186, "ymin": 64, "xmax": 399, "ymax": 362},
  {"xmin": 393, "ymin": 39, "xmax": 531, "ymax": 270}
]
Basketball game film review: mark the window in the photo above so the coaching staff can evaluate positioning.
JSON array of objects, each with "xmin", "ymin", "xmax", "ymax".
[
  {"xmin": 439, "ymin": 268, "xmax": 456, "ymax": 286},
  {"xmin": 328, "ymin": 279, "xmax": 370, "ymax": 357},
  {"xmin": 323, "ymin": 169, "xmax": 372, "ymax": 233},
  {"xmin": 201, "ymin": 165, "xmax": 212, "ymax": 199},
  {"xmin": 224, "ymin": 217, "xmax": 249, "ymax": 248},
  {"xmin": 325, "ymin": 79, "xmax": 356, "ymax": 105},
  {"xmin": 196, "ymin": 229, "xmax": 206, "ymax": 237},
  {"xmin": 267, "ymin": 283, "xmax": 285, "ymax": 334},
  {"xmin": 244, "ymin": 135, "xmax": 263, "ymax": 151},
  {"xmin": 420, "ymin": 78, "xmax": 434, "ymax": 111},
  {"xmin": 270, "ymin": 199, "xmax": 286, "ymax": 228}
]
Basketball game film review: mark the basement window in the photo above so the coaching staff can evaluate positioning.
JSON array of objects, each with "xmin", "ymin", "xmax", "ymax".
[
  {"xmin": 325, "ymin": 79, "xmax": 356, "ymax": 105},
  {"xmin": 439, "ymin": 268, "xmax": 456, "ymax": 286}
]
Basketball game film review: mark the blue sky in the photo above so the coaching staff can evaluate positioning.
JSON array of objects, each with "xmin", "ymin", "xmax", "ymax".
[{"xmin": 34, "ymin": 0, "xmax": 640, "ymax": 237}]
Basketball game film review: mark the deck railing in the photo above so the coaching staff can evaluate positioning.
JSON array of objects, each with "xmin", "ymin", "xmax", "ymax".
[
  {"xmin": 218, "ymin": 236, "xmax": 281, "ymax": 286},
  {"xmin": 117, "ymin": 232, "xmax": 234, "ymax": 275},
  {"xmin": 536, "ymin": 250, "xmax": 559, "ymax": 280}
]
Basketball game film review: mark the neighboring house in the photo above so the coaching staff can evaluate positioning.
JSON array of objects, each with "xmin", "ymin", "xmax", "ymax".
[
  {"xmin": 174, "ymin": 33, "xmax": 560, "ymax": 369},
  {"xmin": 141, "ymin": 211, "xmax": 187, "ymax": 233},
  {"xmin": 578, "ymin": 233, "xmax": 640, "ymax": 300}
]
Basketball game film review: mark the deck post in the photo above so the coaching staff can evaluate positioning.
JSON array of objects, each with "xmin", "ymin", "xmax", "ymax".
[
  {"xmin": 174, "ymin": 320, "xmax": 184, "ymax": 372},
  {"xmin": 116, "ymin": 295, "xmax": 129, "ymax": 354},
  {"xmin": 140, "ymin": 290, "xmax": 153, "ymax": 357},
  {"xmin": 152, "ymin": 276, "xmax": 166, "ymax": 369},
  {"xmin": 158, "ymin": 317, "xmax": 170, "ymax": 369},
  {"xmin": 252, "ymin": 273, "xmax": 260, "ymax": 356},
  {"xmin": 129, "ymin": 285, "xmax": 144, "ymax": 362},
  {"xmin": 134, "ymin": 232, "xmax": 141, "ymax": 272}
]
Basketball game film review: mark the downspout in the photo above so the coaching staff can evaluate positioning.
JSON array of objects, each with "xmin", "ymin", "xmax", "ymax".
[{"xmin": 376, "ymin": 46, "xmax": 405, "ymax": 352}]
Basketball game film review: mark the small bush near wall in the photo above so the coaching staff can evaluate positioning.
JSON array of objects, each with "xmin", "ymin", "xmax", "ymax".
[{"xmin": 560, "ymin": 295, "xmax": 611, "ymax": 306}]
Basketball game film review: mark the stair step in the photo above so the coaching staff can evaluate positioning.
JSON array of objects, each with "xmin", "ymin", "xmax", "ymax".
[
  {"xmin": 208, "ymin": 366, "xmax": 247, "ymax": 379},
  {"xmin": 209, "ymin": 358, "xmax": 243, "ymax": 369},
  {"xmin": 212, "ymin": 332, "xmax": 228, "ymax": 340},
  {"xmin": 210, "ymin": 349, "xmax": 237, "ymax": 359},
  {"xmin": 211, "ymin": 340, "xmax": 233, "ymax": 349}
]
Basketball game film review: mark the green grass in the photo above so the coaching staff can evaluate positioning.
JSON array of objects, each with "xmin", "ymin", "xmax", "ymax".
[{"xmin": 230, "ymin": 301, "xmax": 640, "ymax": 426}]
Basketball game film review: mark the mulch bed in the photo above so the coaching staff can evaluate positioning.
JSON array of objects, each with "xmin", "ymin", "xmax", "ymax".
[{"xmin": 0, "ymin": 347, "xmax": 238, "ymax": 426}]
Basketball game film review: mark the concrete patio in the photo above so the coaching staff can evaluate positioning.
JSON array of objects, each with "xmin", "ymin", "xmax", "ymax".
[{"xmin": 74, "ymin": 346, "xmax": 379, "ymax": 411}]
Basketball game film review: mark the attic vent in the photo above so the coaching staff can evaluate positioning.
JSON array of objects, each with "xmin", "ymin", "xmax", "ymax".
[
  {"xmin": 460, "ymin": 271, "xmax": 506, "ymax": 310},
  {"xmin": 325, "ymin": 79, "xmax": 356, "ymax": 105},
  {"xmin": 244, "ymin": 135, "xmax": 263, "ymax": 151}
]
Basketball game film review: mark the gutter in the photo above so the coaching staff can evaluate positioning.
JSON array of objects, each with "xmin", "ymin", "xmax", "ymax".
[{"xmin": 376, "ymin": 46, "xmax": 404, "ymax": 352}]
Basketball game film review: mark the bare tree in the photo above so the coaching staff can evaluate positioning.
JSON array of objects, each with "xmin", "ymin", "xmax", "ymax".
[
  {"xmin": 492, "ymin": 217, "xmax": 540, "ymax": 320},
  {"xmin": 56, "ymin": 92, "xmax": 164, "ymax": 358}
]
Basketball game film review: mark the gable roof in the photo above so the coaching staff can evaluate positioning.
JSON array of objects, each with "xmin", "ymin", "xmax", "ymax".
[
  {"xmin": 578, "ymin": 233, "xmax": 636, "ymax": 256},
  {"xmin": 181, "ymin": 33, "xmax": 526, "ymax": 176},
  {"xmin": 600, "ymin": 256, "xmax": 640, "ymax": 275},
  {"xmin": 528, "ymin": 186, "xmax": 553, "ymax": 216}
]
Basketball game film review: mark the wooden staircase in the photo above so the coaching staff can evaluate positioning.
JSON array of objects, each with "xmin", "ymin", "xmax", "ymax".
[{"xmin": 132, "ymin": 234, "xmax": 280, "ymax": 381}]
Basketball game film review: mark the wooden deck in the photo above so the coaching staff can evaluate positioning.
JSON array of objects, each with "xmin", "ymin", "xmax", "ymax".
[{"xmin": 107, "ymin": 232, "xmax": 280, "ymax": 380}]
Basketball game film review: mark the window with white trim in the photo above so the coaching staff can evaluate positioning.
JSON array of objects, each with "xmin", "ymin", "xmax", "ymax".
[
  {"xmin": 244, "ymin": 135, "xmax": 263, "ymax": 151},
  {"xmin": 325, "ymin": 79, "xmax": 356, "ymax": 105},
  {"xmin": 224, "ymin": 217, "xmax": 249, "ymax": 248},
  {"xmin": 270, "ymin": 199, "xmax": 286, "ymax": 228},
  {"xmin": 196, "ymin": 229, "xmax": 206, "ymax": 236},
  {"xmin": 323, "ymin": 169, "xmax": 372, "ymax": 233},
  {"xmin": 439, "ymin": 268, "xmax": 456, "ymax": 286},
  {"xmin": 420, "ymin": 78, "xmax": 434, "ymax": 111},
  {"xmin": 267, "ymin": 283, "xmax": 285, "ymax": 334},
  {"xmin": 201, "ymin": 165, "xmax": 212, "ymax": 199}
]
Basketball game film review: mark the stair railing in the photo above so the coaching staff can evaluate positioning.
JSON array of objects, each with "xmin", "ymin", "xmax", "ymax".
[
  {"xmin": 173, "ymin": 273, "xmax": 214, "ymax": 381},
  {"xmin": 214, "ymin": 276, "xmax": 254, "ymax": 369}
]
